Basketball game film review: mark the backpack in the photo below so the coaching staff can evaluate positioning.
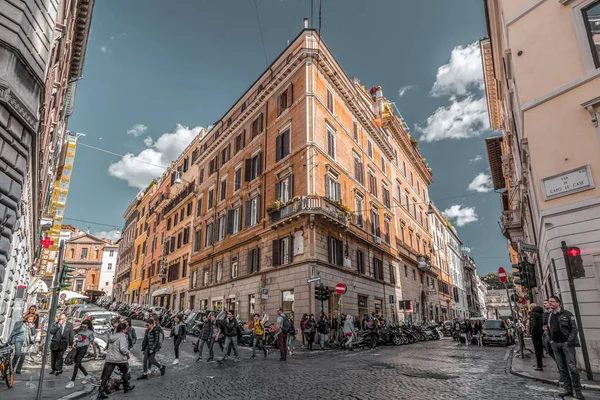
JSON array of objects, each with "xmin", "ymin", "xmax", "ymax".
[{"xmin": 281, "ymin": 315, "xmax": 293, "ymax": 334}]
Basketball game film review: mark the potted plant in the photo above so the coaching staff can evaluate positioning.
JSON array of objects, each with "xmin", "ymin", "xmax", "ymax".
[
  {"xmin": 266, "ymin": 199, "xmax": 283, "ymax": 213},
  {"xmin": 410, "ymin": 138, "xmax": 418, "ymax": 148}
]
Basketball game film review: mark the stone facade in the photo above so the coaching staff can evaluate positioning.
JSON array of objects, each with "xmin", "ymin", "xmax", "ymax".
[{"xmin": 64, "ymin": 233, "xmax": 107, "ymax": 292}]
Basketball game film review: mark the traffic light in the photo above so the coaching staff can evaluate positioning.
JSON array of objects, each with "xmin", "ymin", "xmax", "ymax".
[
  {"xmin": 565, "ymin": 247, "xmax": 586, "ymax": 279},
  {"xmin": 512, "ymin": 263, "xmax": 523, "ymax": 286},
  {"xmin": 526, "ymin": 262, "xmax": 537, "ymax": 288},
  {"xmin": 315, "ymin": 285, "xmax": 323, "ymax": 301},
  {"xmin": 322, "ymin": 286, "xmax": 330, "ymax": 301},
  {"xmin": 59, "ymin": 263, "xmax": 75, "ymax": 291}
]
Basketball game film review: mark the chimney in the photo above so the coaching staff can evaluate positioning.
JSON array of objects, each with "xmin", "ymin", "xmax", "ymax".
[{"xmin": 303, "ymin": 18, "xmax": 309, "ymax": 29}]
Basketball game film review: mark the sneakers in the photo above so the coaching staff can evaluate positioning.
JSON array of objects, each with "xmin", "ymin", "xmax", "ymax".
[
  {"xmin": 160, "ymin": 365, "xmax": 166, "ymax": 376},
  {"xmin": 172, "ymin": 359, "xmax": 179, "ymax": 365},
  {"xmin": 124, "ymin": 385, "xmax": 135, "ymax": 394},
  {"xmin": 533, "ymin": 367, "xmax": 543, "ymax": 371},
  {"xmin": 82, "ymin": 377, "xmax": 89, "ymax": 384},
  {"xmin": 264, "ymin": 349, "xmax": 268, "ymax": 358},
  {"xmin": 196, "ymin": 357, "xmax": 202, "ymax": 362},
  {"xmin": 65, "ymin": 381, "xmax": 75, "ymax": 389}
]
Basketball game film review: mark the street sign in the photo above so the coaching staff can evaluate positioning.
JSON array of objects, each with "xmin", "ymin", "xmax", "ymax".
[
  {"xmin": 518, "ymin": 242, "xmax": 537, "ymax": 254},
  {"xmin": 59, "ymin": 293, "xmax": 66, "ymax": 300},
  {"xmin": 261, "ymin": 288, "xmax": 268, "ymax": 299},
  {"xmin": 335, "ymin": 283, "xmax": 347, "ymax": 295},
  {"xmin": 307, "ymin": 276, "xmax": 321, "ymax": 284},
  {"xmin": 426, "ymin": 290, "xmax": 437, "ymax": 296},
  {"xmin": 498, "ymin": 267, "xmax": 507, "ymax": 283}
]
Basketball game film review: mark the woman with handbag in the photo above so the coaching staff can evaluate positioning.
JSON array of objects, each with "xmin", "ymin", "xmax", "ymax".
[{"xmin": 65, "ymin": 320, "xmax": 95, "ymax": 389}]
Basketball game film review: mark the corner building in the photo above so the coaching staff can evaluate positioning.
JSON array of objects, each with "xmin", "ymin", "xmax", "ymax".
[{"xmin": 186, "ymin": 29, "xmax": 435, "ymax": 323}]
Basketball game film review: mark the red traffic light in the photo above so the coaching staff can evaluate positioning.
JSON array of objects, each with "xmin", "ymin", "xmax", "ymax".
[{"xmin": 566, "ymin": 247, "xmax": 581, "ymax": 257}]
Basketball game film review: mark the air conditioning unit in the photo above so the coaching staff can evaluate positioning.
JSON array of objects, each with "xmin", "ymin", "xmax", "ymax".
[{"xmin": 374, "ymin": 236, "xmax": 381, "ymax": 245}]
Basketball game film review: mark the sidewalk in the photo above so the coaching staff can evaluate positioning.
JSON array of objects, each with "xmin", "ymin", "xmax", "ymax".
[{"xmin": 510, "ymin": 337, "xmax": 600, "ymax": 392}]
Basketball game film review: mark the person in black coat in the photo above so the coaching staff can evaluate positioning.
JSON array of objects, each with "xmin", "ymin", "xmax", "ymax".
[
  {"xmin": 49, "ymin": 314, "xmax": 74, "ymax": 375},
  {"xmin": 529, "ymin": 303, "xmax": 545, "ymax": 371}
]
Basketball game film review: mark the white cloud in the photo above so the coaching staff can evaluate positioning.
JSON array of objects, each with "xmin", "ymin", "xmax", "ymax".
[
  {"xmin": 108, "ymin": 124, "xmax": 206, "ymax": 189},
  {"xmin": 461, "ymin": 246, "xmax": 472, "ymax": 253},
  {"xmin": 431, "ymin": 42, "xmax": 484, "ymax": 97},
  {"xmin": 100, "ymin": 45, "xmax": 112, "ymax": 54},
  {"xmin": 443, "ymin": 205, "xmax": 478, "ymax": 227},
  {"xmin": 92, "ymin": 230, "xmax": 121, "ymax": 243},
  {"xmin": 417, "ymin": 96, "xmax": 489, "ymax": 142},
  {"xmin": 469, "ymin": 155, "xmax": 483, "ymax": 164},
  {"xmin": 398, "ymin": 85, "xmax": 415, "ymax": 97},
  {"xmin": 468, "ymin": 172, "xmax": 493, "ymax": 193},
  {"xmin": 143, "ymin": 136, "xmax": 154, "ymax": 146},
  {"xmin": 127, "ymin": 124, "xmax": 148, "ymax": 137}
]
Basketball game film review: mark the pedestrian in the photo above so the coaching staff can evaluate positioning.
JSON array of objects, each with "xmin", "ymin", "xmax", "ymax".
[
  {"xmin": 27, "ymin": 305, "xmax": 40, "ymax": 330},
  {"xmin": 137, "ymin": 319, "xmax": 166, "ymax": 380},
  {"xmin": 528, "ymin": 303, "xmax": 545, "ymax": 371},
  {"xmin": 49, "ymin": 313, "xmax": 74, "ymax": 375},
  {"xmin": 195, "ymin": 314, "xmax": 211, "ymax": 362},
  {"xmin": 473, "ymin": 320, "xmax": 484, "ymax": 346},
  {"xmin": 251, "ymin": 313, "xmax": 267, "ymax": 359},
  {"xmin": 465, "ymin": 319, "xmax": 473, "ymax": 343},
  {"xmin": 110, "ymin": 317, "xmax": 120, "ymax": 335},
  {"xmin": 547, "ymin": 296, "xmax": 584, "ymax": 399},
  {"xmin": 287, "ymin": 318, "xmax": 296, "ymax": 356},
  {"xmin": 66, "ymin": 320, "xmax": 95, "ymax": 389},
  {"xmin": 343, "ymin": 315, "xmax": 354, "ymax": 351},
  {"xmin": 276, "ymin": 307, "xmax": 291, "ymax": 361},
  {"xmin": 458, "ymin": 320, "xmax": 467, "ymax": 345},
  {"xmin": 170, "ymin": 315, "xmax": 186, "ymax": 365},
  {"xmin": 98, "ymin": 322, "xmax": 134, "ymax": 399},
  {"xmin": 9, "ymin": 314, "xmax": 36, "ymax": 374},
  {"xmin": 542, "ymin": 299, "xmax": 554, "ymax": 360},
  {"xmin": 124, "ymin": 318, "xmax": 137, "ymax": 350},
  {"xmin": 317, "ymin": 313, "xmax": 329, "ymax": 350},
  {"xmin": 300, "ymin": 313, "xmax": 308, "ymax": 348},
  {"xmin": 331, "ymin": 314, "xmax": 338, "ymax": 343},
  {"xmin": 304, "ymin": 314, "xmax": 316, "ymax": 350},
  {"xmin": 221, "ymin": 311, "xmax": 239, "ymax": 362},
  {"xmin": 205, "ymin": 313, "xmax": 220, "ymax": 362}
]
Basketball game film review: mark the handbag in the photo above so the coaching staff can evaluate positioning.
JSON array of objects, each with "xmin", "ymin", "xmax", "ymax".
[{"xmin": 64, "ymin": 347, "xmax": 77, "ymax": 366}]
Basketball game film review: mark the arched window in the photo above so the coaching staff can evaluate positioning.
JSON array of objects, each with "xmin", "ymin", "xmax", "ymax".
[
  {"xmin": 70, "ymin": 248, "xmax": 75, "ymax": 258},
  {"xmin": 91, "ymin": 274, "xmax": 96, "ymax": 285}
]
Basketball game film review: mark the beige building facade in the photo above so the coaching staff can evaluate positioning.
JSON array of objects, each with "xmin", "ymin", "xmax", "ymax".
[{"xmin": 483, "ymin": 0, "xmax": 600, "ymax": 372}]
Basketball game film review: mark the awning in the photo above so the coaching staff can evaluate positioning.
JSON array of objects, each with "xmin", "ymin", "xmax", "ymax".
[
  {"xmin": 59, "ymin": 290, "xmax": 88, "ymax": 300},
  {"xmin": 152, "ymin": 286, "xmax": 174, "ymax": 297}
]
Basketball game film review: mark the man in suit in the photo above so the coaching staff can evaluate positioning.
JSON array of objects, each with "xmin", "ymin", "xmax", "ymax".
[{"xmin": 49, "ymin": 313, "xmax": 74, "ymax": 375}]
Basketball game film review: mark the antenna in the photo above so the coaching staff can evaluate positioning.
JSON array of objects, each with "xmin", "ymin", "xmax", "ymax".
[{"xmin": 318, "ymin": 0, "xmax": 322, "ymax": 34}]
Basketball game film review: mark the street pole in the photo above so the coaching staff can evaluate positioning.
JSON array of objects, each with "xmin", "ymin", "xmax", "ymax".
[
  {"xmin": 319, "ymin": 283, "xmax": 324, "ymax": 315},
  {"xmin": 36, "ymin": 242, "xmax": 64, "ymax": 400},
  {"xmin": 561, "ymin": 241, "xmax": 594, "ymax": 381}
]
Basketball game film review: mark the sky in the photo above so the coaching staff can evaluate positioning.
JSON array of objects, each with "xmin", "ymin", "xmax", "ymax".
[{"xmin": 64, "ymin": 0, "xmax": 510, "ymax": 275}]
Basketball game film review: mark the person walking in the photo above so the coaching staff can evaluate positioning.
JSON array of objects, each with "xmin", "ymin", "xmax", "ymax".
[
  {"xmin": 49, "ymin": 313, "xmax": 74, "ymax": 375},
  {"xmin": 138, "ymin": 319, "xmax": 166, "ymax": 380},
  {"xmin": 9, "ymin": 314, "xmax": 36, "ymax": 374},
  {"xmin": 170, "ymin": 315, "xmax": 186, "ymax": 365},
  {"xmin": 547, "ymin": 296, "xmax": 584, "ymax": 399},
  {"xmin": 343, "ymin": 315, "xmax": 354, "ymax": 351},
  {"xmin": 98, "ymin": 322, "xmax": 134, "ymax": 399},
  {"xmin": 542, "ymin": 299, "xmax": 555, "ymax": 360},
  {"xmin": 195, "ymin": 314, "xmax": 212, "ymax": 362},
  {"xmin": 27, "ymin": 305, "xmax": 40, "ymax": 330},
  {"xmin": 65, "ymin": 320, "xmax": 95, "ymax": 389},
  {"xmin": 276, "ymin": 308, "xmax": 291, "ymax": 361},
  {"xmin": 287, "ymin": 318, "xmax": 296, "ymax": 356},
  {"xmin": 304, "ymin": 314, "xmax": 316, "ymax": 350},
  {"xmin": 221, "ymin": 311, "xmax": 239, "ymax": 362},
  {"xmin": 250, "ymin": 313, "xmax": 267, "ymax": 359},
  {"xmin": 300, "ymin": 314, "xmax": 308, "ymax": 349},
  {"xmin": 317, "ymin": 313, "xmax": 329, "ymax": 350},
  {"xmin": 205, "ymin": 313, "xmax": 220, "ymax": 363},
  {"xmin": 529, "ymin": 303, "xmax": 545, "ymax": 371},
  {"xmin": 473, "ymin": 320, "xmax": 484, "ymax": 346},
  {"xmin": 124, "ymin": 318, "xmax": 137, "ymax": 350},
  {"xmin": 465, "ymin": 319, "xmax": 473, "ymax": 344}
]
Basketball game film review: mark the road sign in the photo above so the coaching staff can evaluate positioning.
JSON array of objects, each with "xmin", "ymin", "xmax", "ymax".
[
  {"xmin": 518, "ymin": 242, "xmax": 537, "ymax": 254},
  {"xmin": 307, "ymin": 276, "xmax": 321, "ymax": 284},
  {"xmin": 498, "ymin": 267, "xmax": 507, "ymax": 283},
  {"xmin": 335, "ymin": 283, "xmax": 347, "ymax": 295},
  {"xmin": 261, "ymin": 288, "xmax": 268, "ymax": 299},
  {"xmin": 59, "ymin": 293, "xmax": 66, "ymax": 300}
]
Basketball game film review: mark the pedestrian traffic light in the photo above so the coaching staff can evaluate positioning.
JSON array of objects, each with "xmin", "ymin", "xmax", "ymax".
[
  {"xmin": 59, "ymin": 263, "xmax": 75, "ymax": 290},
  {"xmin": 565, "ymin": 247, "xmax": 586, "ymax": 279},
  {"xmin": 322, "ymin": 286, "xmax": 330, "ymax": 301},
  {"xmin": 315, "ymin": 285, "xmax": 323, "ymax": 301}
]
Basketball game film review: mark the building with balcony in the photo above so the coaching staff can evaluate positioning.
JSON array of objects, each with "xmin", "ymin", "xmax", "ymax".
[
  {"xmin": 463, "ymin": 255, "xmax": 483, "ymax": 317},
  {"xmin": 482, "ymin": 0, "xmax": 600, "ymax": 371},
  {"xmin": 446, "ymin": 227, "xmax": 468, "ymax": 320},
  {"xmin": 64, "ymin": 233, "xmax": 107, "ymax": 292},
  {"xmin": 129, "ymin": 185, "xmax": 155, "ymax": 304},
  {"xmin": 114, "ymin": 199, "xmax": 139, "ymax": 302}
]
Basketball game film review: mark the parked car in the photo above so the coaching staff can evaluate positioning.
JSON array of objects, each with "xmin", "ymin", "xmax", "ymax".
[
  {"xmin": 482, "ymin": 319, "xmax": 514, "ymax": 346},
  {"xmin": 69, "ymin": 306, "xmax": 103, "ymax": 327}
]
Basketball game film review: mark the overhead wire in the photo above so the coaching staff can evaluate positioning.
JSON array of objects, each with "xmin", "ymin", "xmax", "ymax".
[
  {"xmin": 78, "ymin": 142, "xmax": 169, "ymax": 169},
  {"xmin": 62, "ymin": 217, "xmax": 121, "ymax": 229},
  {"xmin": 252, "ymin": 0, "xmax": 269, "ymax": 67}
]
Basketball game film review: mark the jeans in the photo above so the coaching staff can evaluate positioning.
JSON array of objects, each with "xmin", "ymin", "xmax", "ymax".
[
  {"xmin": 252, "ymin": 334, "xmax": 266, "ymax": 358},
  {"xmin": 287, "ymin": 335, "xmax": 295, "ymax": 353},
  {"xmin": 173, "ymin": 336, "xmax": 183, "ymax": 359},
  {"xmin": 143, "ymin": 349, "xmax": 162, "ymax": 374},
  {"xmin": 543, "ymin": 331, "xmax": 554, "ymax": 360},
  {"xmin": 207, "ymin": 337, "xmax": 216, "ymax": 359},
  {"xmin": 50, "ymin": 348, "xmax": 66, "ymax": 372},
  {"xmin": 12, "ymin": 341, "xmax": 26, "ymax": 373},
  {"xmin": 319, "ymin": 333, "xmax": 328, "ymax": 349},
  {"xmin": 552, "ymin": 342, "xmax": 582, "ymax": 394},
  {"xmin": 99, "ymin": 362, "xmax": 129, "ymax": 393},
  {"xmin": 477, "ymin": 332, "xmax": 483, "ymax": 346},
  {"xmin": 277, "ymin": 333, "xmax": 288, "ymax": 361},
  {"xmin": 532, "ymin": 336, "xmax": 544, "ymax": 368},
  {"xmin": 222, "ymin": 336, "xmax": 238, "ymax": 359},
  {"xmin": 71, "ymin": 346, "xmax": 89, "ymax": 381},
  {"xmin": 306, "ymin": 332, "xmax": 314, "ymax": 349},
  {"xmin": 197, "ymin": 338, "xmax": 209, "ymax": 358}
]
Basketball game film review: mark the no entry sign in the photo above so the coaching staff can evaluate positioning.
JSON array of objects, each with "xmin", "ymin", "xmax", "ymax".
[
  {"xmin": 498, "ymin": 267, "xmax": 507, "ymax": 283},
  {"xmin": 335, "ymin": 283, "xmax": 347, "ymax": 295}
]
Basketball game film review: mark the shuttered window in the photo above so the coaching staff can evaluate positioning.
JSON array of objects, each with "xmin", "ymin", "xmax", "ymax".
[{"xmin": 275, "ymin": 128, "xmax": 291, "ymax": 162}]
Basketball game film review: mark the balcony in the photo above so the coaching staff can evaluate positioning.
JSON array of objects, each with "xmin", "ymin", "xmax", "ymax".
[
  {"xmin": 268, "ymin": 196, "xmax": 349, "ymax": 229},
  {"xmin": 500, "ymin": 209, "xmax": 524, "ymax": 242}
]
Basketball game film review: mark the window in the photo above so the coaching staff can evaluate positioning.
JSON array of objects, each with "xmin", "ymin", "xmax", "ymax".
[
  {"xmin": 245, "ymin": 196, "xmax": 260, "ymax": 227},
  {"xmin": 251, "ymin": 113, "xmax": 264, "ymax": 139},
  {"xmin": 224, "ymin": 206, "xmax": 240, "ymax": 235},
  {"xmin": 278, "ymin": 85, "xmax": 293, "ymax": 114},
  {"xmin": 109, "ymin": 250, "xmax": 114, "ymax": 257},
  {"xmin": 180, "ymin": 208, "xmax": 185, "ymax": 221},
  {"xmin": 327, "ymin": 127, "xmax": 336, "ymax": 158},
  {"xmin": 192, "ymin": 148, "xmax": 199, "ymax": 164},
  {"xmin": 81, "ymin": 248, "xmax": 88, "ymax": 259},
  {"xmin": 196, "ymin": 197, "xmax": 203, "ymax": 217},
  {"xmin": 381, "ymin": 156, "xmax": 386, "ymax": 175},
  {"xmin": 400, "ymin": 224, "xmax": 405, "ymax": 247},
  {"xmin": 177, "ymin": 232, "xmax": 182, "ymax": 248},
  {"xmin": 353, "ymin": 154, "xmax": 364, "ymax": 184},
  {"xmin": 183, "ymin": 227, "xmax": 190, "ymax": 245},
  {"xmin": 367, "ymin": 141, "xmax": 373, "ymax": 158},
  {"xmin": 416, "ymin": 236, "xmax": 421, "ymax": 254},
  {"xmin": 328, "ymin": 236, "xmax": 344, "ymax": 266},
  {"xmin": 382, "ymin": 185, "xmax": 390, "ymax": 208},
  {"xmin": 221, "ymin": 144, "xmax": 231, "ymax": 165},
  {"xmin": 220, "ymin": 178, "xmax": 227, "ymax": 201},
  {"xmin": 209, "ymin": 155, "xmax": 219, "ymax": 176},
  {"xmin": 231, "ymin": 255, "xmax": 239, "ymax": 278},
  {"xmin": 182, "ymin": 258, "xmax": 187, "ymax": 278},
  {"xmin": 249, "ymin": 294, "xmax": 256, "ymax": 318},
  {"xmin": 272, "ymin": 236, "xmax": 293, "ymax": 266},
  {"xmin": 216, "ymin": 261, "xmax": 223, "ymax": 282},
  {"xmin": 199, "ymin": 168, "xmax": 204, "ymax": 184},
  {"xmin": 404, "ymin": 190, "xmax": 410, "ymax": 210},
  {"xmin": 410, "ymin": 171, "xmax": 414, "ymax": 186},
  {"xmin": 108, "ymin": 263, "xmax": 112, "ymax": 270},
  {"xmin": 404, "ymin": 265, "xmax": 408, "ymax": 277},
  {"xmin": 245, "ymin": 152, "xmax": 262, "ymax": 182},
  {"xmin": 389, "ymin": 263, "xmax": 396, "ymax": 285},
  {"xmin": 355, "ymin": 196, "xmax": 364, "ymax": 227},
  {"xmin": 234, "ymin": 166, "xmax": 242, "ymax": 192},
  {"xmin": 403, "ymin": 161, "xmax": 407, "ymax": 176},
  {"xmin": 170, "ymin": 236, "xmax": 175, "ymax": 252},
  {"xmin": 174, "ymin": 213, "xmax": 179, "ymax": 226},
  {"xmin": 193, "ymin": 230, "xmax": 201, "ymax": 252},
  {"xmin": 353, "ymin": 120, "xmax": 358, "ymax": 141},
  {"xmin": 417, "ymin": 181, "xmax": 421, "ymax": 196},
  {"xmin": 276, "ymin": 128, "xmax": 291, "ymax": 162},
  {"xmin": 235, "ymin": 130, "xmax": 246, "ymax": 154},
  {"xmin": 326, "ymin": 88, "xmax": 334, "ymax": 112},
  {"xmin": 409, "ymin": 230, "xmax": 414, "ymax": 250},
  {"xmin": 373, "ymin": 257, "xmax": 383, "ymax": 281},
  {"xmin": 216, "ymin": 214, "xmax": 226, "ymax": 242},
  {"xmin": 357, "ymin": 249, "xmax": 365, "ymax": 274},
  {"xmin": 368, "ymin": 170, "xmax": 377, "ymax": 197},
  {"xmin": 248, "ymin": 248, "xmax": 260, "ymax": 273},
  {"xmin": 413, "ymin": 268, "xmax": 416, "ymax": 280},
  {"xmin": 584, "ymin": 2, "xmax": 600, "ymax": 68},
  {"xmin": 183, "ymin": 157, "xmax": 189, "ymax": 173},
  {"xmin": 205, "ymin": 223, "xmax": 213, "ymax": 247},
  {"xmin": 208, "ymin": 188, "xmax": 214, "ymax": 209},
  {"xmin": 275, "ymin": 174, "xmax": 293, "ymax": 203},
  {"xmin": 371, "ymin": 209, "xmax": 381, "ymax": 238},
  {"xmin": 189, "ymin": 295, "xmax": 195, "ymax": 310},
  {"xmin": 326, "ymin": 174, "xmax": 342, "ymax": 202},
  {"xmin": 203, "ymin": 269, "xmax": 210, "ymax": 286},
  {"xmin": 187, "ymin": 202, "xmax": 193, "ymax": 216},
  {"xmin": 384, "ymin": 219, "xmax": 390, "ymax": 244},
  {"xmin": 396, "ymin": 183, "xmax": 402, "ymax": 203}
]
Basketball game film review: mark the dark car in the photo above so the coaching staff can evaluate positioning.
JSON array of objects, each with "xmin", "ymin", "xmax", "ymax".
[{"xmin": 482, "ymin": 319, "xmax": 514, "ymax": 346}]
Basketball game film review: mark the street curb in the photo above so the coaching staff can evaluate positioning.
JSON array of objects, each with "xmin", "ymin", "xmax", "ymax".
[
  {"xmin": 509, "ymin": 348, "xmax": 600, "ymax": 392},
  {"xmin": 56, "ymin": 384, "xmax": 95, "ymax": 400}
]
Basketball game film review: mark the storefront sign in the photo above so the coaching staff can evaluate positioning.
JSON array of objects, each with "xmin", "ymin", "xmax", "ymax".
[{"xmin": 541, "ymin": 165, "xmax": 594, "ymax": 200}]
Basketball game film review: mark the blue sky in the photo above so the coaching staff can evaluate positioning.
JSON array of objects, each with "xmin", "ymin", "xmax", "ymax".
[{"xmin": 64, "ymin": 0, "xmax": 510, "ymax": 275}]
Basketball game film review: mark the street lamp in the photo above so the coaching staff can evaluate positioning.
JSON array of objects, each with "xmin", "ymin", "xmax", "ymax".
[
  {"xmin": 173, "ymin": 171, "xmax": 194, "ymax": 186},
  {"xmin": 426, "ymin": 202, "xmax": 435, "ymax": 215}
]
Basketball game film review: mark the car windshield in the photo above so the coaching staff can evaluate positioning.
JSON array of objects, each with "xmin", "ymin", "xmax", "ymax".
[{"xmin": 485, "ymin": 320, "xmax": 504, "ymax": 330}]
